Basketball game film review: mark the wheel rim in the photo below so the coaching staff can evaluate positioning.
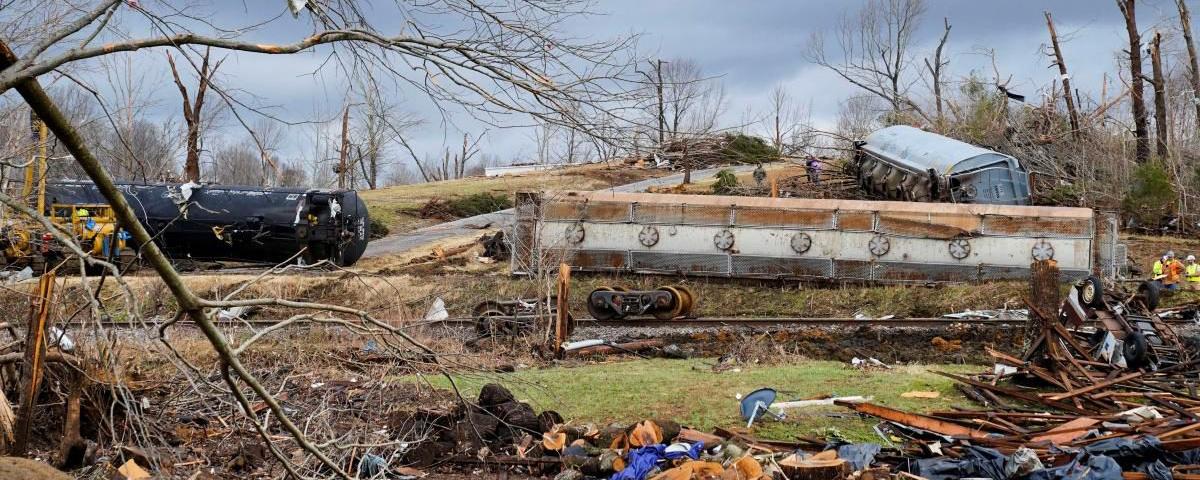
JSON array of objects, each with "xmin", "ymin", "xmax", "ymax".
[{"xmin": 1082, "ymin": 283, "xmax": 1096, "ymax": 304}]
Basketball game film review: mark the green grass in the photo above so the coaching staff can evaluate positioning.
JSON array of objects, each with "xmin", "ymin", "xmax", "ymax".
[
  {"xmin": 359, "ymin": 165, "xmax": 662, "ymax": 233},
  {"xmin": 419, "ymin": 359, "xmax": 983, "ymax": 443}
]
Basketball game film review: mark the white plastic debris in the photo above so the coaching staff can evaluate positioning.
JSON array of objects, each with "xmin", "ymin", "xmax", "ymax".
[
  {"xmin": 179, "ymin": 181, "xmax": 198, "ymax": 203},
  {"xmin": 1005, "ymin": 447, "xmax": 1044, "ymax": 478},
  {"xmin": 993, "ymin": 364, "xmax": 1018, "ymax": 377},
  {"xmin": 216, "ymin": 306, "xmax": 255, "ymax": 322},
  {"xmin": 1097, "ymin": 332, "xmax": 1118, "ymax": 362},
  {"xmin": 562, "ymin": 339, "xmax": 606, "ymax": 351},
  {"xmin": 851, "ymin": 357, "xmax": 890, "ymax": 369},
  {"xmin": 1118, "ymin": 406, "xmax": 1163, "ymax": 424},
  {"xmin": 330, "ymin": 198, "xmax": 341, "ymax": 218},
  {"xmin": 288, "ymin": 0, "xmax": 308, "ymax": 17},
  {"xmin": 49, "ymin": 327, "xmax": 74, "ymax": 352},
  {"xmin": 2, "ymin": 266, "xmax": 33, "ymax": 284},
  {"xmin": 424, "ymin": 297, "xmax": 449, "ymax": 321}
]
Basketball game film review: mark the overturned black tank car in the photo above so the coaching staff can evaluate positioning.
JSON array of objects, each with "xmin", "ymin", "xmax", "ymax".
[{"xmin": 44, "ymin": 182, "xmax": 370, "ymax": 266}]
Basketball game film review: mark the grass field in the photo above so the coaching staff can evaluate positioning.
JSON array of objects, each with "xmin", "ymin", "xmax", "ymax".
[
  {"xmin": 359, "ymin": 163, "xmax": 666, "ymax": 233},
  {"xmin": 419, "ymin": 359, "xmax": 983, "ymax": 443}
]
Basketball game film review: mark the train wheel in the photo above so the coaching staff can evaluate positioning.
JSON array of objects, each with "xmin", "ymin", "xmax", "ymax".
[
  {"xmin": 675, "ymin": 285, "xmax": 696, "ymax": 317},
  {"xmin": 587, "ymin": 287, "xmax": 618, "ymax": 320},
  {"xmin": 654, "ymin": 286, "xmax": 685, "ymax": 320},
  {"xmin": 472, "ymin": 301, "xmax": 504, "ymax": 319},
  {"xmin": 475, "ymin": 309, "xmax": 509, "ymax": 337}
]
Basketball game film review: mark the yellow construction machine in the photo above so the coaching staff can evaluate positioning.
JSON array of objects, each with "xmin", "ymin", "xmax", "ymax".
[{"xmin": 0, "ymin": 114, "xmax": 135, "ymax": 274}]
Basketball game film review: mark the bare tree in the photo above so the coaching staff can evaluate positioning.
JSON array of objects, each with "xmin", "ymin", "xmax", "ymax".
[
  {"xmin": 836, "ymin": 94, "xmax": 885, "ymax": 147},
  {"xmin": 275, "ymin": 159, "xmax": 308, "ymax": 187},
  {"xmin": 660, "ymin": 59, "xmax": 721, "ymax": 140},
  {"xmin": 808, "ymin": 0, "xmax": 931, "ymax": 124},
  {"xmin": 0, "ymin": 1, "xmax": 645, "ymax": 474},
  {"xmin": 924, "ymin": 18, "xmax": 951, "ymax": 133},
  {"xmin": 1044, "ymin": 12, "xmax": 1080, "ymax": 138},
  {"xmin": 763, "ymin": 84, "xmax": 806, "ymax": 155},
  {"xmin": 167, "ymin": 48, "xmax": 221, "ymax": 183},
  {"xmin": 409, "ymin": 132, "xmax": 485, "ymax": 182},
  {"xmin": 1179, "ymin": 0, "xmax": 1200, "ymax": 135},
  {"xmin": 350, "ymin": 86, "xmax": 419, "ymax": 189},
  {"xmin": 1118, "ymin": 0, "xmax": 1151, "ymax": 163},
  {"xmin": 211, "ymin": 141, "xmax": 262, "ymax": 185},
  {"xmin": 1149, "ymin": 31, "xmax": 1169, "ymax": 159}
]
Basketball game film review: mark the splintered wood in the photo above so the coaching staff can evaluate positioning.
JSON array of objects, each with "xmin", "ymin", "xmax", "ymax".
[{"xmin": 838, "ymin": 263, "xmax": 1200, "ymax": 475}]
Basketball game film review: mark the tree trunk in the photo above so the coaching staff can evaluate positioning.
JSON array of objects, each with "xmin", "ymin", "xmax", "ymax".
[
  {"xmin": 337, "ymin": 105, "xmax": 350, "ymax": 188},
  {"xmin": 656, "ymin": 59, "xmax": 665, "ymax": 148},
  {"xmin": 1150, "ymin": 31, "xmax": 1169, "ymax": 159},
  {"xmin": 924, "ymin": 18, "xmax": 951, "ymax": 133},
  {"xmin": 1178, "ymin": 0, "xmax": 1200, "ymax": 135},
  {"xmin": 0, "ymin": 40, "xmax": 357, "ymax": 477},
  {"xmin": 1045, "ymin": 12, "xmax": 1080, "ymax": 138},
  {"xmin": 1118, "ymin": 0, "xmax": 1150, "ymax": 163},
  {"xmin": 167, "ymin": 50, "xmax": 216, "ymax": 182}
]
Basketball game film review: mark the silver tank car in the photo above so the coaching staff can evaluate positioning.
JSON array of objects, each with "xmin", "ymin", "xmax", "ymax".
[{"xmin": 851, "ymin": 125, "xmax": 1031, "ymax": 205}]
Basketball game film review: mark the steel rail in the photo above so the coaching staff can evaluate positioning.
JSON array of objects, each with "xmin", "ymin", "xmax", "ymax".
[{"xmin": 64, "ymin": 315, "xmax": 1198, "ymax": 329}]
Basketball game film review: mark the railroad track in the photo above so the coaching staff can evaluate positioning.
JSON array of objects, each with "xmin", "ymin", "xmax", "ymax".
[{"xmin": 69, "ymin": 315, "xmax": 1199, "ymax": 329}]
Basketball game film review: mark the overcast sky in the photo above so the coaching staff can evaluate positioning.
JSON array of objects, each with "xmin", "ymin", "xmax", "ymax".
[{"xmin": 32, "ymin": 0, "xmax": 1200, "ymax": 181}]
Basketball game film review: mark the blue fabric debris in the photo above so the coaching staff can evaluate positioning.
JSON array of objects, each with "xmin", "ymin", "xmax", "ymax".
[
  {"xmin": 912, "ymin": 445, "xmax": 1007, "ymax": 480},
  {"xmin": 1084, "ymin": 436, "xmax": 1170, "ymax": 480},
  {"xmin": 611, "ymin": 442, "xmax": 701, "ymax": 480},
  {"xmin": 836, "ymin": 443, "xmax": 881, "ymax": 471}
]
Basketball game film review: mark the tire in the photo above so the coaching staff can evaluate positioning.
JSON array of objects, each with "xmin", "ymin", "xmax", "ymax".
[
  {"xmin": 1123, "ymin": 331, "xmax": 1150, "ymax": 369},
  {"xmin": 1079, "ymin": 276, "xmax": 1105, "ymax": 309},
  {"xmin": 1136, "ymin": 281, "xmax": 1161, "ymax": 311}
]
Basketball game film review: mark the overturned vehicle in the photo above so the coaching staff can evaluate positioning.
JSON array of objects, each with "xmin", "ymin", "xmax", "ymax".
[
  {"xmin": 851, "ymin": 125, "xmax": 1031, "ymax": 205},
  {"xmin": 1057, "ymin": 277, "xmax": 1188, "ymax": 370},
  {"xmin": 44, "ymin": 182, "xmax": 370, "ymax": 267}
]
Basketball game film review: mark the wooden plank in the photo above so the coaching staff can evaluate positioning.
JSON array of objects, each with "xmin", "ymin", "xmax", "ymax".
[
  {"xmin": 553, "ymin": 263, "xmax": 570, "ymax": 359},
  {"xmin": 932, "ymin": 371, "xmax": 1090, "ymax": 414},
  {"xmin": 14, "ymin": 271, "xmax": 54, "ymax": 456},
  {"xmin": 838, "ymin": 401, "xmax": 993, "ymax": 439},
  {"xmin": 1047, "ymin": 371, "xmax": 1146, "ymax": 401},
  {"xmin": 1031, "ymin": 417, "xmax": 1099, "ymax": 444}
]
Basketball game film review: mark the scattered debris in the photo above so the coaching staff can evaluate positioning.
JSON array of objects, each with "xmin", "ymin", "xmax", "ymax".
[
  {"xmin": 423, "ymin": 297, "xmax": 448, "ymax": 321},
  {"xmin": 479, "ymin": 230, "xmax": 509, "ymax": 260},
  {"xmin": 850, "ymin": 357, "xmax": 890, "ymax": 370},
  {"xmin": 215, "ymin": 305, "xmax": 255, "ymax": 323},
  {"xmin": 0, "ymin": 266, "xmax": 32, "ymax": 284}
]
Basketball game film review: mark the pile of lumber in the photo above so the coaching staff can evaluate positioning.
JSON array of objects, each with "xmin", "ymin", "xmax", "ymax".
[{"xmin": 833, "ymin": 268, "xmax": 1200, "ymax": 479}]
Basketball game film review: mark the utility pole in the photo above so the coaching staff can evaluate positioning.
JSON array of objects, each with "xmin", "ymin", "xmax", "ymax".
[{"xmin": 1045, "ymin": 12, "xmax": 1080, "ymax": 138}]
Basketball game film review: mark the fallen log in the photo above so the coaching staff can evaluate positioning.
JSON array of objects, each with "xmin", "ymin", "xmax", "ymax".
[{"xmin": 570, "ymin": 339, "xmax": 664, "ymax": 356}]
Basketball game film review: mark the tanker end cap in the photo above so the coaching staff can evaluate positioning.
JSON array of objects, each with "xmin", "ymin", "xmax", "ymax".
[{"xmin": 335, "ymin": 191, "xmax": 370, "ymax": 267}]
